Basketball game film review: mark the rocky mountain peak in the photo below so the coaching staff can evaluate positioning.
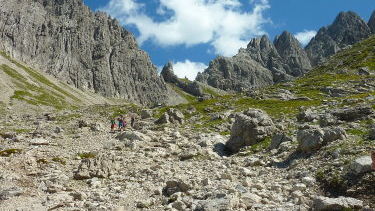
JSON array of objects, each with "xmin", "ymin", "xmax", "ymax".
[
  {"xmin": 305, "ymin": 11, "xmax": 372, "ymax": 66},
  {"xmin": 328, "ymin": 11, "xmax": 371, "ymax": 44},
  {"xmin": 160, "ymin": 62, "xmax": 179, "ymax": 84},
  {"xmin": 274, "ymin": 31, "xmax": 312, "ymax": 77},
  {"xmin": 368, "ymin": 11, "xmax": 375, "ymax": 33},
  {"xmin": 247, "ymin": 35, "xmax": 275, "ymax": 52}
]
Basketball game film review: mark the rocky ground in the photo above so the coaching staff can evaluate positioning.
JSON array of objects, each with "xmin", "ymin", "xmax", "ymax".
[{"xmin": 0, "ymin": 98, "xmax": 374, "ymax": 210}]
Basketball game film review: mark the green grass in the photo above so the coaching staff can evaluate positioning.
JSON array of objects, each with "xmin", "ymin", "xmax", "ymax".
[
  {"xmin": 203, "ymin": 87, "xmax": 220, "ymax": 97},
  {"xmin": 0, "ymin": 52, "xmax": 82, "ymax": 109},
  {"xmin": 77, "ymin": 152, "xmax": 96, "ymax": 159},
  {"xmin": 52, "ymin": 157, "xmax": 66, "ymax": 165},
  {"xmin": 0, "ymin": 149, "xmax": 22, "ymax": 157},
  {"xmin": 0, "ymin": 64, "xmax": 72, "ymax": 109},
  {"xmin": 347, "ymin": 129, "xmax": 367, "ymax": 136},
  {"xmin": 170, "ymin": 84, "xmax": 197, "ymax": 103},
  {"xmin": 56, "ymin": 113, "xmax": 83, "ymax": 122},
  {"xmin": 234, "ymin": 97, "xmax": 322, "ymax": 118}
]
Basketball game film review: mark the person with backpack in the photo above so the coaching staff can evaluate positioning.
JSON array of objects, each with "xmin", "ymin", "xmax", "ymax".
[
  {"xmin": 118, "ymin": 116, "xmax": 124, "ymax": 131},
  {"xmin": 110, "ymin": 119, "xmax": 117, "ymax": 132}
]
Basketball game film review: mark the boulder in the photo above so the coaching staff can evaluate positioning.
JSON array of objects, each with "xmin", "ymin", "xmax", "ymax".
[
  {"xmin": 0, "ymin": 187, "xmax": 23, "ymax": 200},
  {"xmin": 269, "ymin": 133, "xmax": 293, "ymax": 150},
  {"xmin": 226, "ymin": 109, "xmax": 275, "ymax": 153},
  {"xmin": 116, "ymin": 131, "xmax": 151, "ymax": 142},
  {"xmin": 322, "ymin": 127, "xmax": 347, "ymax": 143},
  {"xmin": 29, "ymin": 138, "xmax": 49, "ymax": 146},
  {"xmin": 140, "ymin": 109, "xmax": 153, "ymax": 119},
  {"xmin": 319, "ymin": 113, "xmax": 338, "ymax": 127},
  {"xmin": 155, "ymin": 113, "xmax": 170, "ymax": 124},
  {"xmin": 297, "ymin": 126, "xmax": 347, "ymax": 153},
  {"xmin": 155, "ymin": 108, "xmax": 185, "ymax": 125},
  {"xmin": 349, "ymin": 156, "xmax": 372, "ymax": 175},
  {"xmin": 162, "ymin": 180, "xmax": 191, "ymax": 197},
  {"xmin": 312, "ymin": 196, "xmax": 363, "ymax": 211},
  {"xmin": 192, "ymin": 195, "xmax": 240, "ymax": 211},
  {"xmin": 297, "ymin": 108, "xmax": 318, "ymax": 122},
  {"xmin": 297, "ymin": 126, "xmax": 325, "ymax": 153},
  {"xmin": 168, "ymin": 108, "xmax": 185, "ymax": 124},
  {"xmin": 74, "ymin": 153, "xmax": 118, "ymax": 180}
]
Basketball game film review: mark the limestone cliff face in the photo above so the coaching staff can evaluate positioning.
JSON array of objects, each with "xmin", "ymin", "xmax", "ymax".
[
  {"xmin": 305, "ymin": 11, "xmax": 372, "ymax": 66},
  {"xmin": 0, "ymin": 0, "xmax": 168, "ymax": 105}
]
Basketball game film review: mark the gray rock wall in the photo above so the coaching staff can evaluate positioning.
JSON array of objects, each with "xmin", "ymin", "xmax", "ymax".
[{"xmin": 0, "ymin": 0, "xmax": 168, "ymax": 106}]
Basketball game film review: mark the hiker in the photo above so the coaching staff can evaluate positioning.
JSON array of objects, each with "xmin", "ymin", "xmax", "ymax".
[
  {"xmin": 372, "ymin": 151, "xmax": 375, "ymax": 171},
  {"xmin": 131, "ymin": 115, "xmax": 135, "ymax": 128},
  {"xmin": 118, "ymin": 116, "xmax": 124, "ymax": 131},
  {"xmin": 110, "ymin": 119, "xmax": 117, "ymax": 132},
  {"xmin": 118, "ymin": 115, "xmax": 128, "ymax": 131}
]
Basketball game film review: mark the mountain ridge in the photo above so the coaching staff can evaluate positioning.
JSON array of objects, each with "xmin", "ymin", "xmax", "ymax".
[{"xmin": 197, "ymin": 10, "xmax": 375, "ymax": 93}]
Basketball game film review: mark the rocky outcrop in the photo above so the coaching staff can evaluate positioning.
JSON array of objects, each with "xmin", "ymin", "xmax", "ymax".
[
  {"xmin": 313, "ymin": 196, "xmax": 363, "ymax": 211},
  {"xmin": 305, "ymin": 11, "xmax": 372, "ymax": 66},
  {"xmin": 197, "ymin": 32, "xmax": 311, "ymax": 92},
  {"xmin": 349, "ymin": 156, "xmax": 372, "ymax": 175},
  {"xmin": 0, "ymin": 0, "xmax": 168, "ymax": 105},
  {"xmin": 297, "ymin": 125, "xmax": 347, "ymax": 153},
  {"xmin": 226, "ymin": 109, "xmax": 275, "ymax": 153},
  {"xmin": 196, "ymin": 53, "xmax": 274, "ymax": 92},
  {"xmin": 161, "ymin": 62, "xmax": 204, "ymax": 97},
  {"xmin": 74, "ymin": 153, "xmax": 118, "ymax": 180}
]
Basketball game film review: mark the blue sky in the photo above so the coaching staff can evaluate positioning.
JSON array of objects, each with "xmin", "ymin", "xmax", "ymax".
[{"xmin": 83, "ymin": 0, "xmax": 374, "ymax": 80}]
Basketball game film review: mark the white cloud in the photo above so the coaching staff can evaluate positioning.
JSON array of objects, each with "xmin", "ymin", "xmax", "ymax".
[
  {"xmin": 173, "ymin": 60, "xmax": 207, "ymax": 81},
  {"xmin": 294, "ymin": 30, "xmax": 317, "ymax": 46},
  {"xmin": 100, "ymin": 0, "xmax": 270, "ymax": 56}
]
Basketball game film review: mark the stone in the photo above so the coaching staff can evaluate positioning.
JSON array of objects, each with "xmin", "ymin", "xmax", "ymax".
[
  {"xmin": 193, "ymin": 195, "xmax": 240, "ymax": 211},
  {"xmin": 301, "ymin": 177, "xmax": 316, "ymax": 185},
  {"xmin": 312, "ymin": 196, "xmax": 363, "ymax": 211},
  {"xmin": 241, "ymin": 193, "xmax": 262, "ymax": 207},
  {"xmin": 358, "ymin": 67, "xmax": 370, "ymax": 76},
  {"xmin": 162, "ymin": 180, "xmax": 191, "ymax": 197},
  {"xmin": 297, "ymin": 108, "xmax": 318, "ymax": 122},
  {"xmin": 116, "ymin": 131, "xmax": 151, "ymax": 142},
  {"xmin": 226, "ymin": 109, "xmax": 275, "ymax": 153},
  {"xmin": 155, "ymin": 108, "xmax": 185, "ymax": 125},
  {"xmin": 297, "ymin": 126, "xmax": 325, "ymax": 153},
  {"xmin": 269, "ymin": 133, "xmax": 292, "ymax": 150},
  {"xmin": 349, "ymin": 156, "xmax": 372, "ymax": 175},
  {"xmin": 319, "ymin": 113, "xmax": 338, "ymax": 127},
  {"xmin": 74, "ymin": 153, "xmax": 118, "ymax": 180},
  {"xmin": 322, "ymin": 127, "xmax": 347, "ymax": 143},
  {"xmin": 0, "ymin": 0, "xmax": 169, "ymax": 106},
  {"xmin": 0, "ymin": 187, "xmax": 23, "ymax": 200},
  {"xmin": 140, "ymin": 110, "xmax": 153, "ymax": 119},
  {"xmin": 155, "ymin": 113, "xmax": 170, "ymax": 124},
  {"xmin": 29, "ymin": 138, "xmax": 49, "ymax": 146}
]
